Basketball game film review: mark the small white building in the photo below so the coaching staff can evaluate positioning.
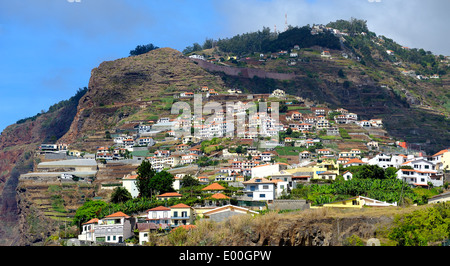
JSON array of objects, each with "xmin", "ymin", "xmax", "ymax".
[
  {"xmin": 122, "ymin": 174, "xmax": 139, "ymax": 198},
  {"xmin": 144, "ymin": 206, "xmax": 171, "ymax": 225},
  {"xmin": 242, "ymin": 177, "xmax": 276, "ymax": 202},
  {"xmin": 342, "ymin": 171, "xmax": 353, "ymax": 181},
  {"xmin": 251, "ymin": 163, "xmax": 280, "ymax": 179},
  {"xmin": 78, "ymin": 212, "xmax": 136, "ymax": 244}
]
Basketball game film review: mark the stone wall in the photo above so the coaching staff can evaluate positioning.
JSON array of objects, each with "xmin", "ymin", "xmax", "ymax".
[{"xmin": 268, "ymin": 199, "xmax": 309, "ymax": 211}]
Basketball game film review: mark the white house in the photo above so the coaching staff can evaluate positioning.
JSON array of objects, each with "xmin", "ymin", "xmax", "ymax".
[
  {"xmin": 242, "ymin": 177, "xmax": 276, "ymax": 202},
  {"xmin": 342, "ymin": 171, "xmax": 353, "ymax": 181},
  {"xmin": 251, "ymin": 163, "xmax": 280, "ymax": 179},
  {"xmin": 122, "ymin": 174, "xmax": 139, "ymax": 198},
  {"xmin": 396, "ymin": 158, "xmax": 440, "ymax": 187},
  {"xmin": 78, "ymin": 212, "xmax": 136, "ymax": 244},
  {"xmin": 402, "ymin": 158, "xmax": 436, "ymax": 172},
  {"xmin": 271, "ymin": 179, "xmax": 290, "ymax": 198},
  {"xmin": 189, "ymin": 54, "xmax": 205, "ymax": 60},
  {"xmin": 396, "ymin": 168, "xmax": 438, "ymax": 187},
  {"xmin": 137, "ymin": 137, "xmax": 155, "ymax": 147},
  {"xmin": 368, "ymin": 153, "xmax": 408, "ymax": 169},
  {"xmin": 144, "ymin": 206, "xmax": 171, "ymax": 225}
]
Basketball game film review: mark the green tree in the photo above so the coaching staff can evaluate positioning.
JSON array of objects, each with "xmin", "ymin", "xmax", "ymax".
[
  {"xmin": 355, "ymin": 165, "xmax": 386, "ymax": 179},
  {"xmin": 182, "ymin": 175, "xmax": 199, "ymax": 188},
  {"xmin": 136, "ymin": 160, "xmax": 156, "ymax": 198},
  {"xmin": 110, "ymin": 187, "xmax": 132, "ymax": 204},
  {"xmin": 150, "ymin": 170, "xmax": 175, "ymax": 194},
  {"xmin": 388, "ymin": 203, "xmax": 450, "ymax": 246},
  {"xmin": 129, "ymin": 43, "xmax": 159, "ymax": 56},
  {"xmin": 286, "ymin": 127, "xmax": 293, "ymax": 135},
  {"xmin": 72, "ymin": 200, "xmax": 108, "ymax": 228},
  {"xmin": 384, "ymin": 167, "xmax": 398, "ymax": 179}
]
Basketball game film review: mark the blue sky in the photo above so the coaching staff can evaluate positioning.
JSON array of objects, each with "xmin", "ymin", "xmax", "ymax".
[{"xmin": 0, "ymin": 0, "xmax": 449, "ymax": 133}]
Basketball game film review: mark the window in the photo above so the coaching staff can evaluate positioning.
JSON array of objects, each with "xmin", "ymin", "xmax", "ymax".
[
  {"xmin": 152, "ymin": 212, "xmax": 157, "ymax": 218},
  {"xmin": 260, "ymin": 194, "xmax": 266, "ymax": 198},
  {"xmin": 173, "ymin": 211, "xmax": 178, "ymax": 217},
  {"xmin": 263, "ymin": 185, "xmax": 269, "ymax": 189}
]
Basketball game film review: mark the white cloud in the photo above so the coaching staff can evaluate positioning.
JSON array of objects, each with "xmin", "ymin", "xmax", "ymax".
[{"xmin": 214, "ymin": 0, "xmax": 450, "ymax": 55}]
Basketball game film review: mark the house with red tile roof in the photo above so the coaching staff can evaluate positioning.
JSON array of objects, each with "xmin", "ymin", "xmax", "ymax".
[
  {"xmin": 78, "ymin": 211, "xmax": 136, "ymax": 244},
  {"xmin": 156, "ymin": 192, "xmax": 182, "ymax": 201},
  {"xmin": 144, "ymin": 206, "xmax": 171, "ymax": 226},
  {"xmin": 201, "ymin": 182, "xmax": 225, "ymax": 192},
  {"xmin": 170, "ymin": 203, "xmax": 194, "ymax": 228}
]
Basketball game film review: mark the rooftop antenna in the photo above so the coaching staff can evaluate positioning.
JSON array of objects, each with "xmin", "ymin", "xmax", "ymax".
[{"xmin": 285, "ymin": 13, "xmax": 288, "ymax": 31}]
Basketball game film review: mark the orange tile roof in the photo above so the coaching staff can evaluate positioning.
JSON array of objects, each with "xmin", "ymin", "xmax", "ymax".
[
  {"xmin": 207, "ymin": 193, "xmax": 230, "ymax": 200},
  {"xmin": 201, "ymin": 183, "xmax": 225, "ymax": 191},
  {"xmin": 123, "ymin": 174, "xmax": 138, "ymax": 180},
  {"xmin": 170, "ymin": 203, "xmax": 191, "ymax": 208},
  {"xmin": 104, "ymin": 211, "xmax": 130, "ymax": 219},
  {"xmin": 344, "ymin": 158, "xmax": 365, "ymax": 165},
  {"xmin": 432, "ymin": 149, "xmax": 449, "ymax": 157},
  {"xmin": 82, "ymin": 218, "xmax": 99, "ymax": 225},
  {"xmin": 147, "ymin": 206, "xmax": 171, "ymax": 212},
  {"xmin": 157, "ymin": 192, "xmax": 182, "ymax": 197}
]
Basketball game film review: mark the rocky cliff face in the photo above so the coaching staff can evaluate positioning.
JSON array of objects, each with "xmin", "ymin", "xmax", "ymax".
[
  {"xmin": 0, "ymin": 98, "xmax": 79, "ymax": 245},
  {"xmin": 59, "ymin": 48, "xmax": 226, "ymax": 144}
]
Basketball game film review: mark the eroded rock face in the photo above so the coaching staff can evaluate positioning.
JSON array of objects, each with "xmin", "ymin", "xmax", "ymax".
[{"xmin": 59, "ymin": 48, "xmax": 226, "ymax": 144}]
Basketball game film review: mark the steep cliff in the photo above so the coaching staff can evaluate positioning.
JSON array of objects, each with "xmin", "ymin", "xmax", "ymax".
[
  {"xmin": 59, "ymin": 48, "xmax": 226, "ymax": 144},
  {"xmin": 0, "ymin": 90, "xmax": 83, "ymax": 245}
]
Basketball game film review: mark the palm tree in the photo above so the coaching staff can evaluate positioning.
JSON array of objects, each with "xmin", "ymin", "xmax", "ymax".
[{"xmin": 110, "ymin": 187, "xmax": 132, "ymax": 203}]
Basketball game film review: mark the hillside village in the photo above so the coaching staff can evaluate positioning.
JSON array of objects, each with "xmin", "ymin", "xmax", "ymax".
[{"xmin": 21, "ymin": 85, "xmax": 450, "ymax": 245}]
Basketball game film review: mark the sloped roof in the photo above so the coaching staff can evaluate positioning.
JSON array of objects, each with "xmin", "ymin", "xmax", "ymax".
[
  {"xmin": 157, "ymin": 192, "xmax": 182, "ymax": 198},
  {"xmin": 104, "ymin": 211, "xmax": 130, "ymax": 219},
  {"xmin": 243, "ymin": 177, "xmax": 274, "ymax": 184},
  {"xmin": 432, "ymin": 149, "xmax": 449, "ymax": 157},
  {"xmin": 206, "ymin": 193, "xmax": 230, "ymax": 200},
  {"xmin": 344, "ymin": 158, "xmax": 366, "ymax": 165},
  {"xmin": 202, "ymin": 183, "xmax": 225, "ymax": 191},
  {"xmin": 170, "ymin": 203, "xmax": 191, "ymax": 209},
  {"xmin": 146, "ymin": 206, "xmax": 171, "ymax": 212},
  {"xmin": 82, "ymin": 218, "xmax": 99, "ymax": 225}
]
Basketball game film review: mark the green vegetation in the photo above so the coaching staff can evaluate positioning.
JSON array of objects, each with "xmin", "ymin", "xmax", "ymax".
[
  {"xmin": 186, "ymin": 25, "xmax": 341, "ymax": 56},
  {"xmin": 291, "ymin": 165, "xmax": 436, "ymax": 206},
  {"xmin": 129, "ymin": 43, "xmax": 159, "ymax": 56},
  {"xmin": 110, "ymin": 187, "xmax": 132, "ymax": 204},
  {"xmin": 326, "ymin": 18, "xmax": 370, "ymax": 35},
  {"xmin": 388, "ymin": 203, "xmax": 450, "ymax": 246},
  {"xmin": 136, "ymin": 161, "xmax": 175, "ymax": 198}
]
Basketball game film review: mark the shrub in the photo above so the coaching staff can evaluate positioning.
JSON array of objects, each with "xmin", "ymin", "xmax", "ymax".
[
  {"xmin": 344, "ymin": 235, "xmax": 365, "ymax": 246},
  {"xmin": 388, "ymin": 203, "xmax": 450, "ymax": 246}
]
